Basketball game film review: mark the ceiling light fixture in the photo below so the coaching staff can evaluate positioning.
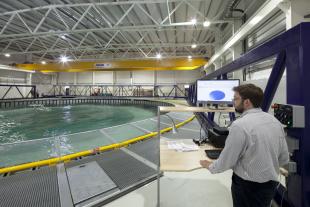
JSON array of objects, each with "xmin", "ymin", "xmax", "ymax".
[
  {"xmin": 190, "ymin": 18, "xmax": 197, "ymax": 25},
  {"xmin": 191, "ymin": 44, "xmax": 197, "ymax": 49},
  {"xmin": 188, "ymin": 55, "xmax": 192, "ymax": 59},
  {"xmin": 4, "ymin": 53, "xmax": 10, "ymax": 57},
  {"xmin": 156, "ymin": 53, "xmax": 162, "ymax": 59},
  {"xmin": 41, "ymin": 61, "xmax": 46, "ymax": 65},
  {"xmin": 203, "ymin": 21, "xmax": 211, "ymax": 27},
  {"xmin": 60, "ymin": 56, "xmax": 69, "ymax": 63}
]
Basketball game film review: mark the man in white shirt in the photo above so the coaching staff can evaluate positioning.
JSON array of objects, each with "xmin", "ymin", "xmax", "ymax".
[{"xmin": 200, "ymin": 83, "xmax": 289, "ymax": 207}]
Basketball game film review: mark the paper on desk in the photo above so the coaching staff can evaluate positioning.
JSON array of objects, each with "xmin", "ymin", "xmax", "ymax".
[{"xmin": 167, "ymin": 141, "xmax": 199, "ymax": 152}]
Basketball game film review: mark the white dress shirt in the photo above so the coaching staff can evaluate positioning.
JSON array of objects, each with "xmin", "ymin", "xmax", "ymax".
[{"xmin": 208, "ymin": 108, "xmax": 289, "ymax": 183}]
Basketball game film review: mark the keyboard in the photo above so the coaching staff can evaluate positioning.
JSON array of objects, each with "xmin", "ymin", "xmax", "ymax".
[{"xmin": 205, "ymin": 149, "xmax": 222, "ymax": 159}]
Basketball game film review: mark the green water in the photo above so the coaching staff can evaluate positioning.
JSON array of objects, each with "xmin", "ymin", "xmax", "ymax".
[{"xmin": 0, "ymin": 104, "xmax": 157, "ymax": 144}]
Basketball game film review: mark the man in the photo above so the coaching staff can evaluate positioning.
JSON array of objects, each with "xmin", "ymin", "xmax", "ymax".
[{"xmin": 200, "ymin": 84, "xmax": 289, "ymax": 207}]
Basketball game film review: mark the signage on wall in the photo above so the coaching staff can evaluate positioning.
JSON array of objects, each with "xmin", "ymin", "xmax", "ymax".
[{"xmin": 94, "ymin": 63, "xmax": 112, "ymax": 68}]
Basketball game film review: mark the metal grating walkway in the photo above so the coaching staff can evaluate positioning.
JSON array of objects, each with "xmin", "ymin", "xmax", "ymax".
[
  {"xmin": 65, "ymin": 149, "xmax": 157, "ymax": 190},
  {"xmin": 0, "ymin": 167, "xmax": 60, "ymax": 207},
  {"xmin": 126, "ymin": 138, "xmax": 159, "ymax": 165}
]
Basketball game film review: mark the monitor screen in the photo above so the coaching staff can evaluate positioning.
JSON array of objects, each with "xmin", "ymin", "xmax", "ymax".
[{"xmin": 197, "ymin": 80, "xmax": 240, "ymax": 103}]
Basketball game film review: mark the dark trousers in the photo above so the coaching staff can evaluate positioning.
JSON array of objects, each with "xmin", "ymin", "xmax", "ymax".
[{"xmin": 231, "ymin": 173, "xmax": 278, "ymax": 207}]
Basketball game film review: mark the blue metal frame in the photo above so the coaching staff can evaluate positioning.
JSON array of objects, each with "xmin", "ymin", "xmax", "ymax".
[{"xmin": 188, "ymin": 22, "xmax": 310, "ymax": 207}]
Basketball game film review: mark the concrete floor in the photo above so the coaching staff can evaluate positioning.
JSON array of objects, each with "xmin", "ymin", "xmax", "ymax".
[{"xmin": 104, "ymin": 169, "xmax": 233, "ymax": 207}]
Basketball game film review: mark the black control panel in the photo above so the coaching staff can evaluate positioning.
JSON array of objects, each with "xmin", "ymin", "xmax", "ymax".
[{"xmin": 273, "ymin": 104, "xmax": 293, "ymax": 127}]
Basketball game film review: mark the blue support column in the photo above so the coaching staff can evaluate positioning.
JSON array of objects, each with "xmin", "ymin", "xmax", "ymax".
[
  {"xmin": 300, "ymin": 23, "xmax": 310, "ymax": 207},
  {"xmin": 285, "ymin": 23, "xmax": 310, "ymax": 207},
  {"xmin": 229, "ymin": 112, "xmax": 235, "ymax": 122},
  {"xmin": 222, "ymin": 73, "xmax": 228, "ymax": 80}
]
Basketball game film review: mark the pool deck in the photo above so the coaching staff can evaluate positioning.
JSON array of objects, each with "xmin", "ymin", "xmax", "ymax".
[{"xmin": 0, "ymin": 99, "xmax": 235, "ymax": 207}]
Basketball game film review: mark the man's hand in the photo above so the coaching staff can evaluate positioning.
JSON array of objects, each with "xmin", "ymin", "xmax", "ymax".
[{"xmin": 200, "ymin": 160, "xmax": 213, "ymax": 169}]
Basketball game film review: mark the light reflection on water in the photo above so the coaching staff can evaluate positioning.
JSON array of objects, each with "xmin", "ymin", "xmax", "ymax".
[
  {"xmin": 0, "ymin": 104, "xmax": 157, "ymax": 167},
  {"xmin": 0, "ymin": 116, "xmax": 24, "ymax": 143},
  {"xmin": 0, "ymin": 104, "xmax": 156, "ymax": 144},
  {"xmin": 48, "ymin": 132, "xmax": 74, "ymax": 157}
]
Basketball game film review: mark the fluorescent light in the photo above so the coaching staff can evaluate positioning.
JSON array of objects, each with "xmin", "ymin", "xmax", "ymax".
[
  {"xmin": 188, "ymin": 55, "xmax": 192, "ymax": 59},
  {"xmin": 190, "ymin": 18, "xmax": 197, "ymax": 25},
  {"xmin": 60, "ymin": 56, "xmax": 69, "ymax": 63},
  {"xmin": 191, "ymin": 44, "xmax": 197, "ymax": 49},
  {"xmin": 249, "ymin": 16, "xmax": 263, "ymax": 25},
  {"xmin": 41, "ymin": 61, "xmax": 46, "ymax": 65},
  {"xmin": 203, "ymin": 21, "xmax": 211, "ymax": 27},
  {"xmin": 60, "ymin": 34, "xmax": 67, "ymax": 39},
  {"xmin": 4, "ymin": 53, "xmax": 10, "ymax": 57},
  {"xmin": 156, "ymin": 53, "xmax": 162, "ymax": 59}
]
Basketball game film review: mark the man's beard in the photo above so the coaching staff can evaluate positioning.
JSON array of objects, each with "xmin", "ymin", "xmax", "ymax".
[{"xmin": 235, "ymin": 105, "xmax": 244, "ymax": 114}]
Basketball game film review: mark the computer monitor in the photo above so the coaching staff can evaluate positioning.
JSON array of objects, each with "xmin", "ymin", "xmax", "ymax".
[{"xmin": 197, "ymin": 79, "xmax": 240, "ymax": 104}]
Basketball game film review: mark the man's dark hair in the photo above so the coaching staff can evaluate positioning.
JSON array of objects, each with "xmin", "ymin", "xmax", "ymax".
[{"xmin": 233, "ymin": 84, "xmax": 264, "ymax": 108}]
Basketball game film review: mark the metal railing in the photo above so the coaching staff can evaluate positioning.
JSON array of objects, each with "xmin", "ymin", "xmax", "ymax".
[
  {"xmin": 45, "ymin": 84, "xmax": 188, "ymax": 98},
  {"xmin": 0, "ymin": 97, "xmax": 173, "ymax": 109},
  {"xmin": 0, "ymin": 84, "xmax": 36, "ymax": 100}
]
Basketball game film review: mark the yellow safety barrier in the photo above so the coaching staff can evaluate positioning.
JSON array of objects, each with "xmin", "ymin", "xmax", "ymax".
[{"xmin": 0, "ymin": 115, "xmax": 195, "ymax": 174}]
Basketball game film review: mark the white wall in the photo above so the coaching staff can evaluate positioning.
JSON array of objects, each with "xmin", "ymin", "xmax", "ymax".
[
  {"xmin": 157, "ymin": 70, "xmax": 175, "ymax": 84},
  {"xmin": 32, "ymin": 72, "xmax": 53, "ymax": 84},
  {"xmin": 94, "ymin": 71, "xmax": 113, "ymax": 84},
  {"xmin": 77, "ymin": 72, "xmax": 92, "ymax": 84},
  {"xmin": 133, "ymin": 71, "xmax": 154, "ymax": 84},
  {"xmin": 115, "ymin": 71, "xmax": 131, "ymax": 84},
  {"xmin": 0, "ymin": 70, "xmax": 202, "ymax": 86},
  {"xmin": 54, "ymin": 70, "xmax": 202, "ymax": 86},
  {"xmin": 36, "ymin": 84, "xmax": 54, "ymax": 96},
  {"xmin": 0, "ymin": 69, "xmax": 53, "ymax": 98},
  {"xmin": 175, "ymin": 70, "xmax": 202, "ymax": 84},
  {"xmin": 0, "ymin": 69, "xmax": 27, "ymax": 84},
  {"xmin": 58, "ymin": 72, "xmax": 74, "ymax": 84}
]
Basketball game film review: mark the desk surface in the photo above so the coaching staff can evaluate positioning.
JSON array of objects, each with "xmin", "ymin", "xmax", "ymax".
[
  {"xmin": 160, "ymin": 139, "xmax": 220, "ymax": 172},
  {"xmin": 159, "ymin": 106, "xmax": 235, "ymax": 113}
]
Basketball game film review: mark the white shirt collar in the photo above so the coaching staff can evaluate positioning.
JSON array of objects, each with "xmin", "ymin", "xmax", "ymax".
[{"xmin": 240, "ymin": 108, "xmax": 262, "ymax": 118}]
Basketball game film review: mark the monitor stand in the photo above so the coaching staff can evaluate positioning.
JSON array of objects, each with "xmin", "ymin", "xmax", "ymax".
[{"xmin": 208, "ymin": 104, "xmax": 229, "ymax": 110}]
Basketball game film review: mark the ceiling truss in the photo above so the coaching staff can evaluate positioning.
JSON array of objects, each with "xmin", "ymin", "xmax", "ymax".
[{"xmin": 0, "ymin": 0, "xmax": 232, "ymax": 62}]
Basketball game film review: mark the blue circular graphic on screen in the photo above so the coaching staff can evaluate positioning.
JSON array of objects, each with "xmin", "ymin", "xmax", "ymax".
[{"xmin": 209, "ymin": 90, "xmax": 225, "ymax": 100}]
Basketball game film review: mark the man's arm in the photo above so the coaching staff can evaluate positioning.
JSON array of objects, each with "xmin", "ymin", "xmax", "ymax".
[{"xmin": 207, "ymin": 124, "xmax": 246, "ymax": 173}]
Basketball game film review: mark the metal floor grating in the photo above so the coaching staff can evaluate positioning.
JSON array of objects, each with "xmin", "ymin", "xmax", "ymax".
[
  {"xmin": 126, "ymin": 138, "xmax": 159, "ymax": 165},
  {"xmin": 0, "ymin": 167, "xmax": 60, "ymax": 207},
  {"xmin": 65, "ymin": 149, "xmax": 157, "ymax": 190}
]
